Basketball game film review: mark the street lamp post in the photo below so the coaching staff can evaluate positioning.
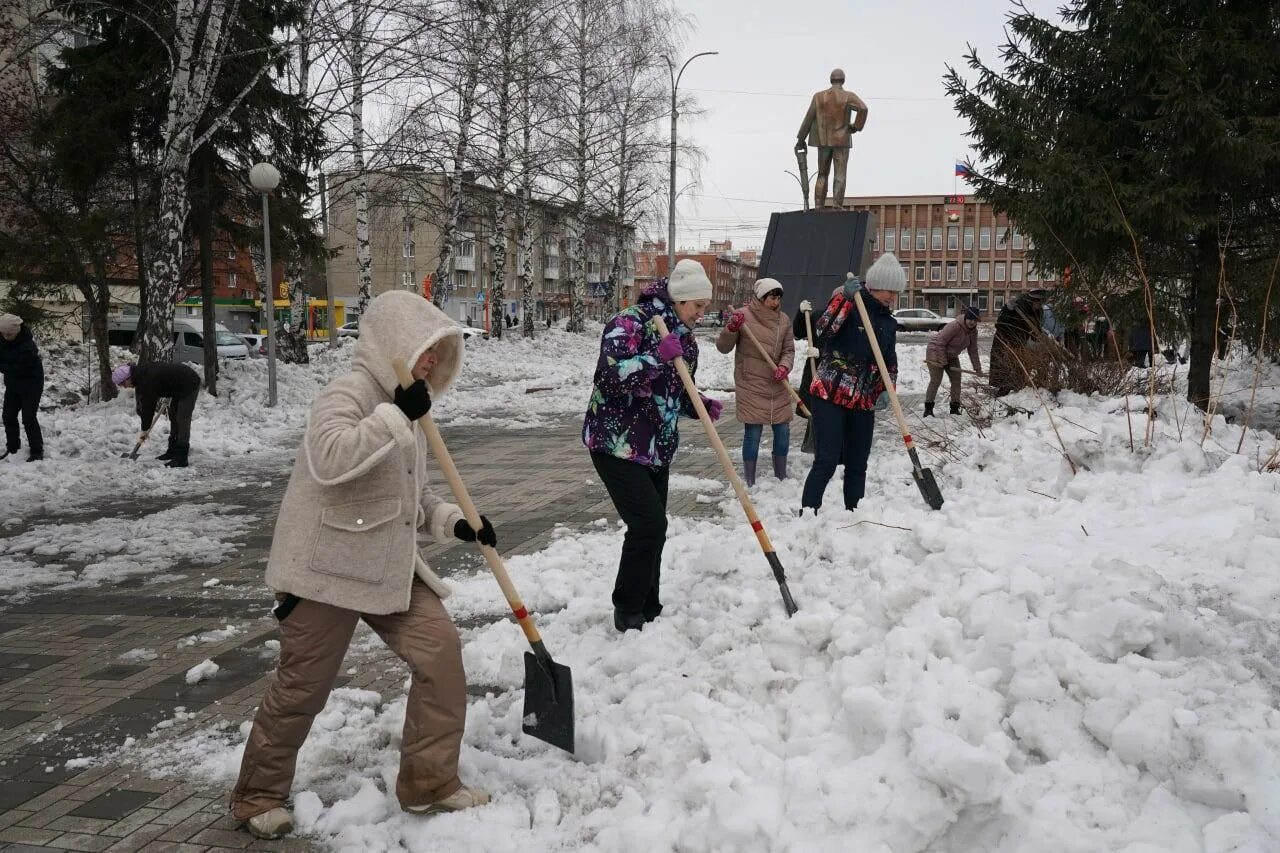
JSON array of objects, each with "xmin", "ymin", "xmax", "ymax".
[
  {"xmin": 249, "ymin": 162, "xmax": 281, "ymax": 407},
  {"xmin": 666, "ymin": 50, "xmax": 717, "ymax": 275}
]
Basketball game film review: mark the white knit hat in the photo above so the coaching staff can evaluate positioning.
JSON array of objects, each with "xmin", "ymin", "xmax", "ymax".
[
  {"xmin": 667, "ymin": 259, "xmax": 713, "ymax": 302},
  {"xmin": 754, "ymin": 278, "xmax": 783, "ymax": 300},
  {"xmin": 0, "ymin": 313, "xmax": 22, "ymax": 336},
  {"xmin": 866, "ymin": 252, "xmax": 906, "ymax": 293}
]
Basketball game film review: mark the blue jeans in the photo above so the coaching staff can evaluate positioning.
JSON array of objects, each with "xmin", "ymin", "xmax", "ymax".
[{"xmin": 742, "ymin": 423, "xmax": 790, "ymax": 463}]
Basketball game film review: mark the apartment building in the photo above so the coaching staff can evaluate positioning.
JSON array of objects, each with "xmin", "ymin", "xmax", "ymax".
[
  {"xmin": 325, "ymin": 170, "xmax": 635, "ymax": 327},
  {"xmin": 633, "ymin": 240, "xmax": 760, "ymax": 313},
  {"xmin": 844, "ymin": 194, "xmax": 1057, "ymax": 318}
]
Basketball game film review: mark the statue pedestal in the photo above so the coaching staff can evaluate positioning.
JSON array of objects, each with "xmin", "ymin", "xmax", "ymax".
[{"xmin": 758, "ymin": 209, "xmax": 878, "ymax": 317}]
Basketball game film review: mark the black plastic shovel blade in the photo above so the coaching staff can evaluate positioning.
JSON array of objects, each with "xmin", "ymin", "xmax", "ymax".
[
  {"xmin": 522, "ymin": 652, "xmax": 574, "ymax": 753},
  {"xmin": 764, "ymin": 551, "xmax": 799, "ymax": 616},
  {"xmin": 122, "ymin": 442, "xmax": 141, "ymax": 460},
  {"xmin": 913, "ymin": 467, "xmax": 944, "ymax": 510}
]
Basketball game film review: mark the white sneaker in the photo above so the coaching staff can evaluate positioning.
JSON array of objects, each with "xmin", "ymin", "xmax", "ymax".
[
  {"xmin": 405, "ymin": 786, "xmax": 491, "ymax": 816},
  {"xmin": 245, "ymin": 807, "xmax": 293, "ymax": 839}
]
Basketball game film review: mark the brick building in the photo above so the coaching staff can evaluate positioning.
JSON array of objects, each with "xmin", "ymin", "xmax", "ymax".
[
  {"xmin": 843, "ymin": 194, "xmax": 1057, "ymax": 319},
  {"xmin": 633, "ymin": 240, "xmax": 759, "ymax": 313}
]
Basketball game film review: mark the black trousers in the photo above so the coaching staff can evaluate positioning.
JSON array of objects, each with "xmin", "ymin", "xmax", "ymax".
[
  {"xmin": 801, "ymin": 397, "xmax": 875, "ymax": 511},
  {"xmin": 591, "ymin": 453, "xmax": 669, "ymax": 619},
  {"xmin": 3, "ymin": 379, "xmax": 43, "ymax": 454},
  {"xmin": 167, "ymin": 390, "xmax": 198, "ymax": 449}
]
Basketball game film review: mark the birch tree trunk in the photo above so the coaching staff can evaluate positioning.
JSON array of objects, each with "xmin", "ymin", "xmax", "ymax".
[
  {"xmin": 488, "ymin": 71, "xmax": 512, "ymax": 338},
  {"xmin": 351, "ymin": 5, "xmax": 374, "ymax": 316}
]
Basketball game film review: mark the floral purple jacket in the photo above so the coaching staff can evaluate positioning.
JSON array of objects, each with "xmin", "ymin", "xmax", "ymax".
[{"xmin": 582, "ymin": 280, "xmax": 704, "ymax": 468}]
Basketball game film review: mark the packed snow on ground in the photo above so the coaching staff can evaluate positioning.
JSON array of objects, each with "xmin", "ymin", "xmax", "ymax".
[
  {"xmin": 0, "ymin": 503, "xmax": 253, "ymax": 600},
  {"xmin": 125, "ymin": 384, "xmax": 1280, "ymax": 851}
]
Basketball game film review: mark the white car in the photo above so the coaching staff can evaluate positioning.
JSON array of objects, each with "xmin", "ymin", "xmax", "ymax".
[
  {"xmin": 338, "ymin": 320, "xmax": 360, "ymax": 338},
  {"xmin": 892, "ymin": 308, "xmax": 950, "ymax": 332},
  {"xmin": 456, "ymin": 321, "xmax": 488, "ymax": 341},
  {"xmin": 240, "ymin": 333, "xmax": 266, "ymax": 357}
]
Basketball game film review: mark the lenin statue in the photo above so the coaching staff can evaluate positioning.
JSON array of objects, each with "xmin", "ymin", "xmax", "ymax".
[{"xmin": 796, "ymin": 68, "xmax": 868, "ymax": 210}]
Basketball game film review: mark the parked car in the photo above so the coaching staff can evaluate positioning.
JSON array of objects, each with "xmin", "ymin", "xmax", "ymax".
[
  {"xmin": 892, "ymin": 308, "xmax": 950, "ymax": 332},
  {"xmin": 107, "ymin": 315, "xmax": 249, "ymax": 362},
  {"xmin": 696, "ymin": 312, "xmax": 722, "ymax": 328},
  {"xmin": 456, "ymin": 321, "xmax": 489, "ymax": 341},
  {"xmin": 338, "ymin": 320, "xmax": 360, "ymax": 338},
  {"xmin": 240, "ymin": 333, "xmax": 266, "ymax": 357}
]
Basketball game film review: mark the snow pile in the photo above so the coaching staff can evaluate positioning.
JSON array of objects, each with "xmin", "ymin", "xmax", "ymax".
[
  {"xmin": 184, "ymin": 660, "xmax": 219, "ymax": 685},
  {"xmin": 126, "ymin": 389, "xmax": 1280, "ymax": 851},
  {"xmin": 0, "ymin": 504, "xmax": 253, "ymax": 599}
]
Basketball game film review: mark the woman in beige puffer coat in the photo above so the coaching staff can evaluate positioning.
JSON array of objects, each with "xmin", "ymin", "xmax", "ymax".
[
  {"xmin": 230, "ymin": 291, "xmax": 494, "ymax": 840},
  {"xmin": 716, "ymin": 278, "xmax": 795, "ymax": 485}
]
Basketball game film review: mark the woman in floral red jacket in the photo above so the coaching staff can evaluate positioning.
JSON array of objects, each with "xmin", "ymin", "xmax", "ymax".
[{"xmin": 800, "ymin": 253, "xmax": 904, "ymax": 514}]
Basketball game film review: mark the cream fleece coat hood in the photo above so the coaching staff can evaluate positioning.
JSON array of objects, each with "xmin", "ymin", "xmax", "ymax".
[
  {"xmin": 264, "ymin": 291, "xmax": 468, "ymax": 615},
  {"xmin": 353, "ymin": 289, "xmax": 464, "ymax": 397}
]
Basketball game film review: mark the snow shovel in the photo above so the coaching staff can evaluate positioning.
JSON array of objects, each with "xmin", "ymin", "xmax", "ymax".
[
  {"xmin": 122, "ymin": 431, "xmax": 149, "ymax": 460},
  {"xmin": 392, "ymin": 358, "xmax": 574, "ymax": 754},
  {"xmin": 121, "ymin": 400, "xmax": 168, "ymax": 460},
  {"xmin": 737, "ymin": 319, "xmax": 810, "ymax": 418},
  {"xmin": 652, "ymin": 316, "xmax": 798, "ymax": 616},
  {"xmin": 849, "ymin": 281, "xmax": 945, "ymax": 511}
]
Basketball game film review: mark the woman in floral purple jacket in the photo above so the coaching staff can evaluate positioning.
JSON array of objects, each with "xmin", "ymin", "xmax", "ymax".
[{"xmin": 583, "ymin": 260, "xmax": 721, "ymax": 632}]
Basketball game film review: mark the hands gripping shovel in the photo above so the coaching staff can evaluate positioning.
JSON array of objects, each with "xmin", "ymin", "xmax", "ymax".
[
  {"xmin": 651, "ymin": 317, "xmax": 798, "ymax": 616},
  {"xmin": 847, "ymin": 276, "xmax": 945, "ymax": 510},
  {"xmin": 392, "ymin": 358, "xmax": 574, "ymax": 753}
]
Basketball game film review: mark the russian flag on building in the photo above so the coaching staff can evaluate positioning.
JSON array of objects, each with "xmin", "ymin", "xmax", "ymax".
[{"xmin": 955, "ymin": 162, "xmax": 973, "ymax": 178}]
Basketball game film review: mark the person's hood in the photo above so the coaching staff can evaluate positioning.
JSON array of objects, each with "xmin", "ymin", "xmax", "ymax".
[{"xmin": 353, "ymin": 291, "xmax": 464, "ymax": 397}]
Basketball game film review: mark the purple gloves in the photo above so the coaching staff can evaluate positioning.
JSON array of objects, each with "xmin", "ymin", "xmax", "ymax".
[
  {"xmin": 726, "ymin": 311, "xmax": 746, "ymax": 333},
  {"xmin": 772, "ymin": 365, "xmax": 789, "ymax": 382},
  {"xmin": 702, "ymin": 397, "xmax": 723, "ymax": 421},
  {"xmin": 657, "ymin": 334, "xmax": 685, "ymax": 363}
]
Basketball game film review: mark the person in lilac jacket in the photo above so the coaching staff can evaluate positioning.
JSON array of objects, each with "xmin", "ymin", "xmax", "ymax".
[{"xmin": 583, "ymin": 259, "xmax": 721, "ymax": 632}]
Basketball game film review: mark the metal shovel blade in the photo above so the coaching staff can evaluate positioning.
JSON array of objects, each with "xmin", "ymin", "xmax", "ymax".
[
  {"xmin": 913, "ymin": 466, "xmax": 945, "ymax": 510},
  {"xmin": 522, "ymin": 652, "xmax": 574, "ymax": 753},
  {"xmin": 122, "ymin": 442, "xmax": 142, "ymax": 460}
]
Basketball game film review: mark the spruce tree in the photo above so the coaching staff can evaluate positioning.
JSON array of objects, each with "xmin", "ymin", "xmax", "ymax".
[{"xmin": 945, "ymin": 0, "xmax": 1280, "ymax": 408}]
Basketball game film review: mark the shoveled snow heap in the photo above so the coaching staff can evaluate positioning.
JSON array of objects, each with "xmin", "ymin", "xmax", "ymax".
[{"xmin": 127, "ymin": 388, "xmax": 1280, "ymax": 851}]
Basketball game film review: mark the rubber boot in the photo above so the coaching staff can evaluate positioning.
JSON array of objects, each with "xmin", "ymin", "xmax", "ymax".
[
  {"xmin": 772, "ymin": 456, "xmax": 787, "ymax": 480},
  {"xmin": 165, "ymin": 444, "xmax": 189, "ymax": 468},
  {"xmin": 923, "ymin": 401, "xmax": 935, "ymax": 417},
  {"xmin": 743, "ymin": 459, "xmax": 757, "ymax": 487},
  {"xmin": 950, "ymin": 401, "xmax": 962, "ymax": 416}
]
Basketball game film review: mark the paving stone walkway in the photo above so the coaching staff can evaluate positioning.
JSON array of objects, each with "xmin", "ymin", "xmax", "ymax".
[{"xmin": 0, "ymin": 405, "xmax": 767, "ymax": 852}]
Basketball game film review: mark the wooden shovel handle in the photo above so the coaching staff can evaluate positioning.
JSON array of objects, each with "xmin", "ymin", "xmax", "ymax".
[
  {"xmin": 391, "ymin": 359, "xmax": 543, "ymax": 648},
  {"xmin": 651, "ymin": 317, "xmax": 776, "ymax": 554},
  {"xmin": 737, "ymin": 320, "xmax": 810, "ymax": 418},
  {"xmin": 848, "ymin": 282, "xmax": 920, "ymax": 459},
  {"xmin": 803, "ymin": 309, "xmax": 818, "ymax": 376}
]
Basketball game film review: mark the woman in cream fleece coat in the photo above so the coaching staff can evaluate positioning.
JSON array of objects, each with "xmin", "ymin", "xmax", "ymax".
[{"xmin": 231, "ymin": 291, "xmax": 495, "ymax": 840}]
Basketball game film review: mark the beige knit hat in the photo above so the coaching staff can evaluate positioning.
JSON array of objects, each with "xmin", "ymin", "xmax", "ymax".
[
  {"xmin": 754, "ymin": 278, "xmax": 783, "ymax": 300},
  {"xmin": 667, "ymin": 259, "xmax": 713, "ymax": 302},
  {"xmin": 0, "ymin": 314, "xmax": 22, "ymax": 336}
]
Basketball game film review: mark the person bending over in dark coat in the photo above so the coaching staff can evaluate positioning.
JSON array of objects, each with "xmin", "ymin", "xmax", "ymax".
[
  {"xmin": 111, "ymin": 361, "xmax": 201, "ymax": 467},
  {"xmin": 0, "ymin": 313, "xmax": 44, "ymax": 461}
]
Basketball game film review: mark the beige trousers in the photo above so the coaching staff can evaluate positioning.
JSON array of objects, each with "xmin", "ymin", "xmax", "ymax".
[
  {"xmin": 230, "ymin": 580, "xmax": 466, "ymax": 820},
  {"xmin": 925, "ymin": 361, "xmax": 963, "ymax": 404}
]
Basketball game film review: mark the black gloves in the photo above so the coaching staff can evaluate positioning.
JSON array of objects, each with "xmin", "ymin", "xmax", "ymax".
[
  {"xmin": 394, "ymin": 380, "xmax": 432, "ymax": 421},
  {"xmin": 454, "ymin": 516, "xmax": 497, "ymax": 548}
]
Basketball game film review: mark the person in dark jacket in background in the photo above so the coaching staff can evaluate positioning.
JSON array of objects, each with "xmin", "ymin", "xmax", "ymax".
[
  {"xmin": 800, "ymin": 254, "xmax": 903, "ymax": 515},
  {"xmin": 989, "ymin": 289, "xmax": 1046, "ymax": 395},
  {"xmin": 112, "ymin": 362, "xmax": 201, "ymax": 467},
  {"xmin": 1128, "ymin": 321, "xmax": 1155, "ymax": 368},
  {"xmin": 0, "ymin": 313, "xmax": 44, "ymax": 461}
]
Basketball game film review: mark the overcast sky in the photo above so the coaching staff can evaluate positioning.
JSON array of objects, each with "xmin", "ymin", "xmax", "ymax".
[{"xmin": 664, "ymin": 0, "xmax": 1062, "ymax": 252}]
